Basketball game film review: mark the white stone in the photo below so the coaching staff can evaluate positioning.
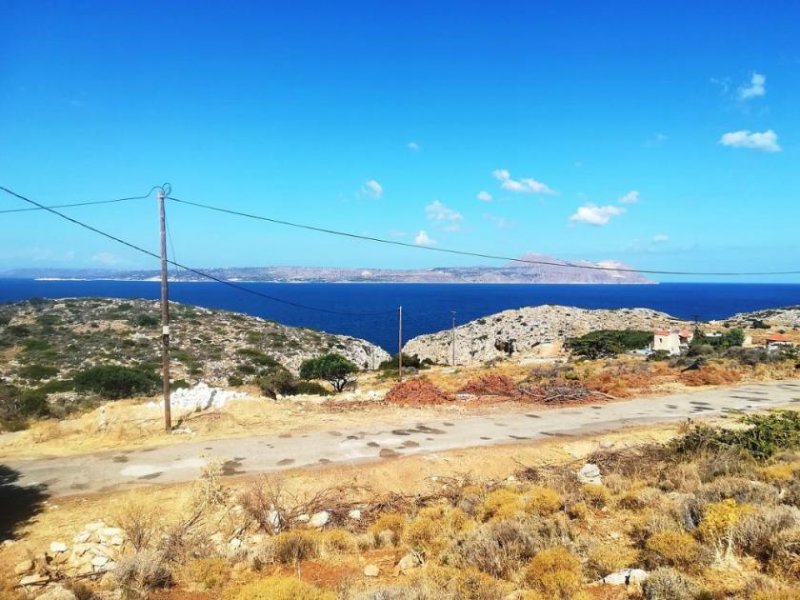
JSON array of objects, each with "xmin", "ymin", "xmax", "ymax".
[
  {"xmin": 577, "ymin": 463, "xmax": 602, "ymax": 484},
  {"xmin": 363, "ymin": 564, "xmax": 380, "ymax": 577},
  {"xmin": 91, "ymin": 556, "xmax": 109, "ymax": 568},
  {"xmin": 397, "ymin": 553, "xmax": 421, "ymax": 572},
  {"xmin": 348, "ymin": 509, "xmax": 362, "ymax": 521},
  {"xmin": 14, "ymin": 559, "xmax": 34, "ymax": 575},
  {"xmin": 35, "ymin": 584, "xmax": 77, "ymax": 600},
  {"xmin": 228, "ymin": 538, "xmax": 242, "ymax": 549},
  {"xmin": 309, "ymin": 511, "xmax": 331, "ymax": 528},
  {"xmin": 602, "ymin": 569, "xmax": 648, "ymax": 586},
  {"xmin": 266, "ymin": 510, "xmax": 282, "ymax": 532},
  {"xmin": 20, "ymin": 574, "xmax": 49, "ymax": 587},
  {"xmin": 295, "ymin": 514, "xmax": 310, "ymax": 523},
  {"xmin": 73, "ymin": 532, "xmax": 91, "ymax": 544},
  {"xmin": 49, "ymin": 541, "xmax": 68, "ymax": 554}
]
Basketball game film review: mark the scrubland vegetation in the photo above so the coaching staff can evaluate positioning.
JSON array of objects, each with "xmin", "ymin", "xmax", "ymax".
[{"xmin": 7, "ymin": 411, "xmax": 800, "ymax": 599}]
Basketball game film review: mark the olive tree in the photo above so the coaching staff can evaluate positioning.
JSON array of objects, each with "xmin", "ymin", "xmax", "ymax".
[{"xmin": 299, "ymin": 353, "xmax": 358, "ymax": 393}]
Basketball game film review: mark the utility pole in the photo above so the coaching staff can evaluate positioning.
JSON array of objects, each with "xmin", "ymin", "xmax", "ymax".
[
  {"xmin": 158, "ymin": 188, "xmax": 172, "ymax": 432},
  {"xmin": 451, "ymin": 310, "xmax": 456, "ymax": 366},
  {"xmin": 398, "ymin": 305, "xmax": 403, "ymax": 381}
]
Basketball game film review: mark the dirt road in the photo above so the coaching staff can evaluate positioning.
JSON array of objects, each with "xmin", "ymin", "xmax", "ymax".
[{"xmin": 4, "ymin": 380, "xmax": 799, "ymax": 497}]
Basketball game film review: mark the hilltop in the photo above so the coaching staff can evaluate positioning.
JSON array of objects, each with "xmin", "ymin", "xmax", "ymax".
[
  {"xmin": 0, "ymin": 297, "xmax": 389, "ymax": 387},
  {"xmin": 0, "ymin": 254, "xmax": 649, "ymax": 284}
]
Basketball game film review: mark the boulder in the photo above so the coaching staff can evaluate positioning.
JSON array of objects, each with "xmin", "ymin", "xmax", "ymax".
[
  {"xmin": 49, "ymin": 541, "xmax": 68, "ymax": 554},
  {"xmin": 20, "ymin": 574, "xmax": 49, "ymax": 587},
  {"xmin": 363, "ymin": 564, "xmax": 380, "ymax": 577},
  {"xmin": 309, "ymin": 511, "xmax": 330, "ymax": 528},
  {"xmin": 577, "ymin": 463, "xmax": 602, "ymax": 484},
  {"xmin": 91, "ymin": 555, "xmax": 109, "ymax": 568},
  {"xmin": 602, "ymin": 569, "xmax": 648, "ymax": 586},
  {"xmin": 35, "ymin": 585, "xmax": 77, "ymax": 600},
  {"xmin": 348, "ymin": 509, "xmax": 362, "ymax": 521},
  {"xmin": 14, "ymin": 559, "xmax": 34, "ymax": 575},
  {"xmin": 397, "ymin": 552, "xmax": 421, "ymax": 573}
]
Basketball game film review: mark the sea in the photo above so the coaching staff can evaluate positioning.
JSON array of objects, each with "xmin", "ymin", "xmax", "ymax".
[{"xmin": 1, "ymin": 279, "xmax": 800, "ymax": 351}]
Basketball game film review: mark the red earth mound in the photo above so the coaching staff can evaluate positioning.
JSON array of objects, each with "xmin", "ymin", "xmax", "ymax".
[
  {"xmin": 458, "ymin": 373, "xmax": 520, "ymax": 398},
  {"xmin": 384, "ymin": 377, "xmax": 455, "ymax": 406}
]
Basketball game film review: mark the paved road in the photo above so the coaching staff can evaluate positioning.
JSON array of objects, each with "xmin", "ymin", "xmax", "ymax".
[{"xmin": 4, "ymin": 380, "xmax": 800, "ymax": 497}]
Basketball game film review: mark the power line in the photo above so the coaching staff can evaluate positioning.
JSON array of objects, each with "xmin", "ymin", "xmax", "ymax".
[
  {"xmin": 0, "ymin": 186, "xmax": 163, "ymax": 214},
  {"xmin": 166, "ymin": 196, "xmax": 800, "ymax": 277},
  {"xmin": 0, "ymin": 185, "xmax": 398, "ymax": 317}
]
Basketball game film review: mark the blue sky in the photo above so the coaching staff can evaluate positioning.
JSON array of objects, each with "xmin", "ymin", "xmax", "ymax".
[{"xmin": 1, "ymin": 0, "xmax": 798, "ymax": 281}]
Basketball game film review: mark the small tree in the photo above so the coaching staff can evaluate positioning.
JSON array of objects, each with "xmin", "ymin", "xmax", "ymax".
[{"xmin": 299, "ymin": 353, "xmax": 358, "ymax": 393}]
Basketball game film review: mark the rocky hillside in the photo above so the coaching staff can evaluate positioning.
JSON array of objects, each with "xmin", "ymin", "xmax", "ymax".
[
  {"xmin": 403, "ymin": 304, "xmax": 800, "ymax": 365},
  {"xmin": 0, "ymin": 298, "xmax": 390, "ymax": 387},
  {"xmin": 714, "ymin": 306, "xmax": 800, "ymax": 330},
  {"xmin": 403, "ymin": 305, "xmax": 689, "ymax": 364}
]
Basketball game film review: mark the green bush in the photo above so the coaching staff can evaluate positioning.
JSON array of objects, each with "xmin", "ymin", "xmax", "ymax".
[
  {"xmin": 674, "ymin": 411, "xmax": 800, "ymax": 460},
  {"xmin": 256, "ymin": 367, "xmax": 297, "ymax": 399},
  {"xmin": 73, "ymin": 365, "xmax": 161, "ymax": 399},
  {"xmin": 292, "ymin": 381, "xmax": 330, "ymax": 396},
  {"xmin": 566, "ymin": 329, "xmax": 652, "ymax": 359},
  {"xmin": 132, "ymin": 314, "xmax": 159, "ymax": 327},
  {"xmin": 379, "ymin": 353, "xmax": 428, "ymax": 370},
  {"xmin": 18, "ymin": 364, "xmax": 58, "ymax": 382},
  {"xmin": 299, "ymin": 353, "xmax": 358, "ymax": 393}
]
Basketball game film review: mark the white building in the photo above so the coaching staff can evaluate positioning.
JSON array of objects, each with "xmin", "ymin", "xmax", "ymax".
[{"xmin": 653, "ymin": 328, "xmax": 694, "ymax": 356}]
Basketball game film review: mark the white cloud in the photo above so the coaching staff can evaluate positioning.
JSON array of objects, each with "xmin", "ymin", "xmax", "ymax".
[
  {"xmin": 425, "ymin": 200, "xmax": 463, "ymax": 231},
  {"xmin": 652, "ymin": 234, "xmax": 670, "ymax": 243},
  {"xmin": 414, "ymin": 230, "xmax": 435, "ymax": 246},
  {"xmin": 739, "ymin": 72, "xmax": 766, "ymax": 100},
  {"xmin": 407, "ymin": 141, "xmax": 421, "ymax": 152},
  {"xmin": 483, "ymin": 213, "xmax": 514, "ymax": 229},
  {"xmin": 618, "ymin": 190, "xmax": 640, "ymax": 205},
  {"xmin": 719, "ymin": 129, "xmax": 781, "ymax": 152},
  {"xmin": 645, "ymin": 133, "xmax": 668, "ymax": 147},
  {"xmin": 91, "ymin": 252, "xmax": 121, "ymax": 265},
  {"xmin": 569, "ymin": 204, "xmax": 625, "ymax": 226},
  {"xmin": 492, "ymin": 168, "xmax": 555, "ymax": 194},
  {"xmin": 476, "ymin": 190, "xmax": 492, "ymax": 202},
  {"xmin": 359, "ymin": 179, "xmax": 384, "ymax": 199}
]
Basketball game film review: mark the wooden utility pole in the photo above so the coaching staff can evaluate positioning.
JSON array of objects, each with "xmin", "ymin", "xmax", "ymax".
[
  {"xmin": 451, "ymin": 310, "xmax": 456, "ymax": 366},
  {"xmin": 158, "ymin": 188, "xmax": 172, "ymax": 432},
  {"xmin": 398, "ymin": 305, "xmax": 403, "ymax": 381}
]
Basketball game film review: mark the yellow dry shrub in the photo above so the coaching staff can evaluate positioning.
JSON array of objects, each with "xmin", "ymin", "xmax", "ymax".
[
  {"xmin": 645, "ymin": 531, "xmax": 703, "ymax": 572},
  {"xmin": 524, "ymin": 486, "xmax": 563, "ymax": 516},
  {"xmin": 522, "ymin": 546, "xmax": 583, "ymax": 600},
  {"xmin": 408, "ymin": 565, "xmax": 506, "ymax": 600},
  {"xmin": 224, "ymin": 576, "xmax": 335, "ymax": 600},
  {"xmin": 566, "ymin": 502, "xmax": 589, "ymax": 521},
  {"xmin": 587, "ymin": 543, "xmax": 639, "ymax": 578},
  {"xmin": 369, "ymin": 512, "xmax": 406, "ymax": 546},
  {"xmin": 271, "ymin": 530, "xmax": 321, "ymax": 564},
  {"xmin": 751, "ymin": 590, "xmax": 800, "ymax": 600},
  {"xmin": 760, "ymin": 462, "xmax": 800, "ymax": 483},
  {"xmin": 403, "ymin": 505, "xmax": 471, "ymax": 557},
  {"xmin": 478, "ymin": 488, "xmax": 524, "ymax": 521},
  {"xmin": 699, "ymin": 499, "xmax": 750, "ymax": 542},
  {"xmin": 185, "ymin": 557, "xmax": 231, "ymax": 591},
  {"xmin": 581, "ymin": 483, "xmax": 611, "ymax": 508},
  {"xmin": 320, "ymin": 529, "xmax": 356, "ymax": 555}
]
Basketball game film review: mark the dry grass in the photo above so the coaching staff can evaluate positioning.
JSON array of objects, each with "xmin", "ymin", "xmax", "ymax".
[{"xmin": 7, "ymin": 415, "xmax": 800, "ymax": 599}]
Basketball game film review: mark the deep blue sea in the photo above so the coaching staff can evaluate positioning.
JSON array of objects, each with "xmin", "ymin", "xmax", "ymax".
[{"xmin": 2, "ymin": 279, "xmax": 800, "ymax": 351}]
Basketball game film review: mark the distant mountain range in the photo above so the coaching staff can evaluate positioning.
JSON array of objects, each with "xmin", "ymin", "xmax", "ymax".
[{"xmin": 0, "ymin": 254, "xmax": 650, "ymax": 284}]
